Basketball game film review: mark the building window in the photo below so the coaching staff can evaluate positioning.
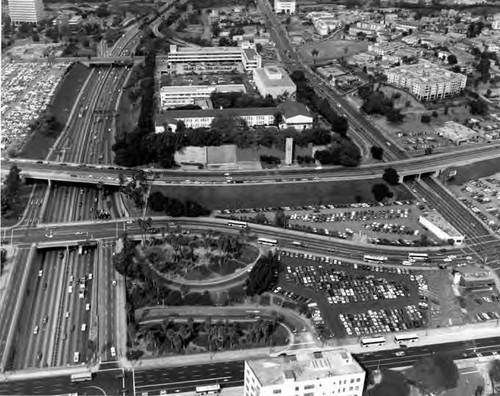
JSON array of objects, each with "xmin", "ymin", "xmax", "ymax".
[
  {"xmin": 304, "ymin": 384, "xmax": 315, "ymax": 390},
  {"xmin": 356, "ymin": 378, "xmax": 361, "ymax": 382},
  {"xmin": 304, "ymin": 393, "xmax": 314, "ymax": 396},
  {"xmin": 272, "ymin": 390, "xmax": 281, "ymax": 394},
  {"xmin": 351, "ymin": 379, "xmax": 355, "ymax": 383},
  {"xmin": 295, "ymin": 387, "xmax": 299, "ymax": 391}
]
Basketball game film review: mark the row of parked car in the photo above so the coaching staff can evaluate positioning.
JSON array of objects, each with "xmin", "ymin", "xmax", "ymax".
[{"xmin": 339, "ymin": 306, "xmax": 426, "ymax": 337}]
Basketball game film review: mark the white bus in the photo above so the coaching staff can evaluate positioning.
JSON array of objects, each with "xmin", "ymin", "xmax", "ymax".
[
  {"xmin": 408, "ymin": 253, "xmax": 428, "ymax": 262},
  {"xmin": 227, "ymin": 220, "xmax": 248, "ymax": 228},
  {"xmin": 258, "ymin": 237, "xmax": 278, "ymax": 246},
  {"xmin": 395, "ymin": 333, "xmax": 419, "ymax": 343},
  {"xmin": 70, "ymin": 372, "xmax": 93, "ymax": 382},
  {"xmin": 363, "ymin": 255, "xmax": 388, "ymax": 263},
  {"xmin": 361, "ymin": 337, "xmax": 386, "ymax": 347},
  {"xmin": 195, "ymin": 384, "xmax": 221, "ymax": 395}
]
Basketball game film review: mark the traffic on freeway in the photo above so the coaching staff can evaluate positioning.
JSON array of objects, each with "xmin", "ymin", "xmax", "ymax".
[{"xmin": 7, "ymin": 246, "xmax": 95, "ymax": 370}]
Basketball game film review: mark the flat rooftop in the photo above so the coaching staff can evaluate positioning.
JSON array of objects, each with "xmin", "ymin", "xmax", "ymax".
[
  {"xmin": 387, "ymin": 63, "xmax": 466, "ymax": 84},
  {"xmin": 420, "ymin": 211, "xmax": 463, "ymax": 238},
  {"xmin": 253, "ymin": 66, "xmax": 296, "ymax": 88},
  {"xmin": 247, "ymin": 349, "xmax": 364, "ymax": 387}
]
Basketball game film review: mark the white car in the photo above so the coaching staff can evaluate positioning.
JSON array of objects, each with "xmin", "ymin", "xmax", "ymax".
[
  {"xmin": 38, "ymin": 270, "xmax": 43, "ymax": 277},
  {"xmin": 33, "ymin": 326, "xmax": 39, "ymax": 335},
  {"xmin": 85, "ymin": 303, "xmax": 90, "ymax": 311},
  {"xmin": 110, "ymin": 346, "xmax": 116, "ymax": 357},
  {"xmin": 88, "ymin": 273, "xmax": 93, "ymax": 280},
  {"xmin": 73, "ymin": 352, "xmax": 80, "ymax": 363},
  {"xmin": 81, "ymin": 324, "xmax": 87, "ymax": 332},
  {"xmin": 65, "ymin": 311, "xmax": 70, "ymax": 318},
  {"xmin": 68, "ymin": 286, "xmax": 73, "ymax": 294},
  {"xmin": 112, "ymin": 280, "xmax": 117, "ymax": 286}
]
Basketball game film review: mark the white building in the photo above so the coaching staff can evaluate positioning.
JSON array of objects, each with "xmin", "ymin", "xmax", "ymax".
[
  {"xmin": 419, "ymin": 211, "xmax": 464, "ymax": 245},
  {"xmin": 8, "ymin": 0, "xmax": 44, "ymax": 23},
  {"xmin": 166, "ymin": 45, "xmax": 261, "ymax": 74},
  {"xmin": 274, "ymin": 0, "xmax": 296, "ymax": 14},
  {"xmin": 157, "ymin": 107, "xmax": 277, "ymax": 129},
  {"xmin": 159, "ymin": 84, "xmax": 246, "ymax": 109},
  {"xmin": 244, "ymin": 349, "xmax": 365, "ymax": 396},
  {"xmin": 385, "ymin": 63, "xmax": 467, "ymax": 101},
  {"xmin": 493, "ymin": 19, "xmax": 500, "ymax": 30},
  {"xmin": 253, "ymin": 66, "xmax": 296, "ymax": 99},
  {"xmin": 436, "ymin": 121, "xmax": 480, "ymax": 145},
  {"xmin": 279, "ymin": 100, "xmax": 313, "ymax": 130}
]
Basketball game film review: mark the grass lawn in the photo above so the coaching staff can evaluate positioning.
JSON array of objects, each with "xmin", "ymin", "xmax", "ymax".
[
  {"xmin": 19, "ymin": 62, "xmax": 92, "ymax": 160},
  {"xmin": 238, "ymin": 245, "xmax": 260, "ymax": 265},
  {"xmin": 184, "ymin": 266, "xmax": 213, "ymax": 281},
  {"xmin": 0, "ymin": 183, "xmax": 33, "ymax": 228},
  {"xmin": 116, "ymin": 84, "xmax": 141, "ymax": 141},
  {"xmin": 298, "ymin": 40, "xmax": 369, "ymax": 64},
  {"xmin": 208, "ymin": 259, "xmax": 245, "ymax": 276},
  {"xmin": 442, "ymin": 157, "xmax": 500, "ymax": 185},
  {"xmin": 151, "ymin": 180, "xmax": 412, "ymax": 210}
]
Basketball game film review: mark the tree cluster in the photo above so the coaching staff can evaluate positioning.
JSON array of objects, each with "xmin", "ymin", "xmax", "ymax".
[
  {"xmin": 369, "ymin": 369, "xmax": 410, "ymax": 396},
  {"xmin": 372, "ymin": 183, "xmax": 393, "ymax": 202},
  {"xmin": 469, "ymin": 99, "xmax": 488, "ymax": 116},
  {"xmin": 1, "ymin": 165, "xmax": 22, "ymax": 216},
  {"xmin": 245, "ymin": 252, "xmax": 281, "ymax": 296},
  {"xmin": 407, "ymin": 353, "xmax": 459, "ymax": 395},
  {"xmin": 142, "ymin": 316, "xmax": 279, "ymax": 355},
  {"xmin": 148, "ymin": 191, "xmax": 211, "ymax": 217},
  {"xmin": 371, "ymin": 145, "xmax": 384, "ymax": 160},
  {"xmin": 383, "ymin": 168, "xmax": 400, "ymax": 185},
  {"xmin": 359, "ymin": 87, "xmax": 404, "ymax": 123},
  {"xmin": 28, "ymin": 111, "xmax": 63, "ymax": 138},
  {"xmin": 313, "ymin": 138, "xmax": 361, "ymax": 167},
  {"xmin": 210, "ymin": 92, "xmax": 276, "ymax": 109}
]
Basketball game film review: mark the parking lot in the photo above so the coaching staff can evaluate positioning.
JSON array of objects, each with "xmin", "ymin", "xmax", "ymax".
[
  {"xmin": 1, "ymin": 62, "xmax": 69, "ymax": 154},
  {"xmin": 216, "ymin": 201, "xmax": 438, "ymax": 247},
  {"xmin": 448, "ymin": 174, "xmax": 500, "ymax": 236},
  {"xmin": 275, "ymin": 251, "xmax": 428, "ymax": 339}
]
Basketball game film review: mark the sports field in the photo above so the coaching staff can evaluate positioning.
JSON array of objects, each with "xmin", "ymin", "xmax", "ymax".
[{"xmin": 298, "ymin": 40, "xmax": 369, "ymax": 63}]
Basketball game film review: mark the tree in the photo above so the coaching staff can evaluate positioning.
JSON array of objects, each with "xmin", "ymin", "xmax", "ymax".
[
  {"xmin": 274, "ymin": 208, "xmax": 287, "ymax": 228},
  {"xmin": 469, "ymin": 99, "xmax": 488, "ymax": 116},
  {"xmin": 372, "ymin": 183, "xmax": 392, "ymax": 202},
  {"xmin": 245, "ymin": 252, "xmax": 281, "ymax": 296},
  {"xmin": 447, "ymin": 54, "xmax": 457, "ymax": 65},
  {"xmin": 311, "ymin": 48, "xmax": 319, "ymax": 63},
  {"xmin": 421, "ymin": 114, "xmax": 431, "ymax": 123},
  {"xmin": 383, "ymin": 168, "xmax": 400, "ymax": 185},
  {"xmin": 407, "ymin": 353, "xmax": 459, "ymax": 395},
  {"xmin": 489, "ymin": 359, "xmax": 500, "ymax": 392},
  {"xmin": 370, "ymin": 369, "xmax": 410, "ymax": 396},
  {"xmin": 332, "ymin": 116, "xmax": 349, "ymax": 137},
  {"xmin": 1, "ymin": 165, "xmax": 22, "ymax": 214},
  {"xmin": 371, "ymin": 146, "xmax": 384, "ymax": 160},
  {"xmin": 476, "ymin": 56, "xmax": 491, "ymax": 83}
]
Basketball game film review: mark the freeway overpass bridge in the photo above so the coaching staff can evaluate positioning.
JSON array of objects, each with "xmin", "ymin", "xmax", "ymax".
[{"xmin": 2, "ymin": 144, "xmax": 500, "ymax": 186}]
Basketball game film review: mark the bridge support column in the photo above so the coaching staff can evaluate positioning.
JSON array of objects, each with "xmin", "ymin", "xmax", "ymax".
[{"xmin": 416, "ymin": 173, "xmax": 421, "ymax": 181}]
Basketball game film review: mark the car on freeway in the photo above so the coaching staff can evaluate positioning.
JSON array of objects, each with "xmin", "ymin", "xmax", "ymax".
[
  {"xmin": 110, "ymin": 346, "xmax": 116, "ymax": 357},
  {"xmin": 65, "ymin": 311, "xmax": 70, "ymax": 318},
  {"xmin": 42, "ymin": 315, "xmax": 48, "ymax": 324},
  {"xmin": 395, "ymin": 351, "xmax": 405, "ymax": 357},
  {"xmin": 33, "ymin": 326, "xmax": 39, "ymax": 335},
  {"xmin": 73, "ymin": 352, "xmax": 80, "ymax": 363},
  {"xmin": 43, "ymin": 282, "xmax": 47, "ymax": 290},
  {"xmin": 85, "ymin": 303, "xmax": 91, "ymax": 311},
  {"xmin": 81, "ymin": 324, "xmax": 87, "ymax": 332},
  {"xmin": 38, "ymin": 270, "xmax": 43, "ymax": 277},
  {"xmin": 88, "ymin": 273, "xmax": 93, "ymax": 280},
  {"xmin": 79, "ymin": 290, "xmax": 85, "ymax": 299},
  {"xmin": 36, "ymin": 351, "xmax": 43, "ymax": 361},
  {"xmin": 69, "ymin": 275, "xmax": 74, "ymax": 282},
  {"xmin": 68, "ymin": 285, "xmax": 73, "ymax": 294},
  {"xmin": 112, "ymin": 280, "xmax": 117, "ymax": 286}
]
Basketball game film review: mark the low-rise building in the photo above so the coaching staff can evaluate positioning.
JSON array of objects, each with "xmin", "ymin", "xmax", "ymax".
[
  {"xmin": 279, "ymin": 100, "xmax": 314, "ymax": 130},
  {"xmin": 436, "ymin": 121, "xmax": 480, "ymax": 145},
  {"xmin": 159, "ymin": 84, "xmax": 246, "ymax": 109},
  {"xmin": 385, "ymin": 63, "xmax": 466, "ymax": 101},
  {"xmin": 244, "ymin": 349, "xmax": 365, "ymax": 396},
  {"xmin": 253, "ymin": 66, "xmax": 296, "ymax": 99},
  {"xmin": 274, "ymin": 0, "xmax": 296, "ymax": 14},
  {"xmin": 454, "ymin": 267, "xmax": 496, "ymax": 291},
  {"xmin": 419, "ymin": 210, "xmax": 464, "ymax": 245}
]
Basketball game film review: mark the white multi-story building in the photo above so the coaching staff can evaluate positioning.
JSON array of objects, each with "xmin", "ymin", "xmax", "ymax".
[
  {"xmin": 493, "ymin": 17, "xmax": 500, "ymax": 30},
  {"xmin": 253, "ymin": 66, "xmax": 296, "ymax": 99},
  {"xmin": 274, "ymin": 0, "xmax": 296, "ymax": 14},
  {"xmin": 244, "ymin": 349, "xmax": 365, "ymax": 396},
  {"xmin": 8, "ymin": 0, "xmax": 44, "ymax": 23},
  {"xmin": 385, "ymin": 63, "xmax": 467, "ymax": 101},
  {"xmin": 356, "ymin": 21, "xmax": 385, "ymax": 31},
  {"xmin": 166, "ymin": 45, "xmax": 261, "ymax": 74},
  {"xmin": 159, "ymin": 84, "xmax": 246, "ymax": 109}
]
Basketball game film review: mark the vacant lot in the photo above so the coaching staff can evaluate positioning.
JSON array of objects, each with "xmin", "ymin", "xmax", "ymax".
[
  {"xmin": 152, "ymin": 179, "xmax": 412, "ymax": 210},
  {"xmin": 20, "ymin": 62, "xmax": 91, "ymax": 159},
  {"xmin": 443, "ymin": 158, "xmax": 500, "ymax": 185},
  {"xmin": 299, "ymin": 40, "xmax": 369, "ymax": 64}
]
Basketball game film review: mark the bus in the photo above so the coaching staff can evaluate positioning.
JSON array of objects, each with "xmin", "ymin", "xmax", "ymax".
[
  {"xmin": 395, "ymin": 333, "xmax": 419, "ymax": 344},
  {"xmin": 408, "ymin": 253, "xmax": 429, "ymax": 262},
  {"xmin": 195, "ymin": 384, "xmax": 221, "ymax": 395},
  {"xmin": 257, "ymin": 237, "xmax": 278, "ymax": 246},
  {"xmin": 227, "ymin": 220, "xmax": 248, "ymax": 229},
  {"xmin": 361, "ymin": 337, "xmax": 386, "ymax": 347},
  {"xmin": 70, "ymin": 372, "xmax": 93, "ymax": 383},
  {"xmin": 363, "ymin": 255, "xmax": 388, "ymax": 263}
]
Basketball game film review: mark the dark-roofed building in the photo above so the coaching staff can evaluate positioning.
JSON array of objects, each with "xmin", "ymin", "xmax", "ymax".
[{"xmin": 278, "ymin": 100, "xmax": 314, "ymax": 130}]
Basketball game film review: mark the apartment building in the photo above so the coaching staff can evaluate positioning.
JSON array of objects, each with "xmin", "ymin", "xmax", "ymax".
[
  {"xmin": 244, "ymin": 349, "xmax": 365, "ymax": 396},
  {"xmin": 8, "ymin": 0, "xmax": 44, "ymax": 23},
  {"xmin": 274, "ymin": 0, "xmax": 296, "ymax": 14},
  {"xmin": 166, "ymin": 45, "xmax": 261, "ymax": 74},
  {"xmin": 159, "ymin": 84, "xmax": 246, "ymax": 109},
  {"xmin": 253, "ymin": 66, "xmax": 296, "ymax": 99},
  {"xmin": 385, "ymin": 63, "xmax": 467, "ymax": 101}
]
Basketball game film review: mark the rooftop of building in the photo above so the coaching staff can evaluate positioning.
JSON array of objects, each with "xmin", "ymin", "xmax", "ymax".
[
  {"xmin": 386, "ymin": 62, "xmax": 466, "ymax": 83},
  {"xmin": 157, "ymin": 107, "xmax": 278, "ymax": 123},
  {"xmin": 420, "ymin": 210, "xmax": 463, "ymax": 238},
  {"xmin": 253, "ymin": 66, "xmax": 296, "ymax": 88},
  {"xmin": 160, "ymin": 84, "xmax": 246, "ymax": 94},
  {"xmin": 278, "ymin": 100, "xmax": 312, "ymax": 119},
  {"xmin": 169, "ymin": 44, "xmax": 242, "ymax": 54},
  {"xmin": 246, "ymin": 349, "xmax": 364, "ymax": 387},
  {"xmin": 436, "ymin": 121, "xmax": 478, "ymax": 138},
  {"xmin": 457, "ymin": 266, "xmax": 494, "ymax": 280}
]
